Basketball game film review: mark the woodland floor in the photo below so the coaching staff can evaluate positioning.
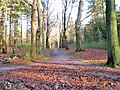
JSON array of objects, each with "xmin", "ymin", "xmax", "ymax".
[{"xmin": 0, "ymin": 47, "xmax": 120, "ymax": 90}]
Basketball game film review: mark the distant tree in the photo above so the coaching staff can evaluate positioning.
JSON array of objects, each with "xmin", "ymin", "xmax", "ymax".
[
  {"xmin": 106, "ymin": 0, "xmax": 120, "ymax": 66},
  {"xmin": 62, "ymin": 0, "xmax": 69, "ymax": 49},
  {"xmin": 30, "ymin": 0, "xmax": 37, "ymax": 58},
  {"xmin": 41, "ymin": 0, "xmax": 58, "ymax": 49},
  {"xmin": 41, "ymin": 0, "xmax": 46, "ymax": 50},
  {"xmin": 46, "ymin": 0, "xmax": 50, "ymax": 49},
  {"xmin": 61, "ymin": 0, "xmax": 77, "ymax": 50},
  {"xmin": 86, "ymin": 0, "xmax": 106, "ymax": 42}
]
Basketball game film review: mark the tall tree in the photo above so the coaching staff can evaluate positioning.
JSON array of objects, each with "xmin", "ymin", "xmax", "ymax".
[
  {"xmin": 117, "ymin": 9, "xmax": 120, "ymax": 44},
  {"xmin": 5, "ymin": 22, "xmax": 8, "ymax": 54},
  {"xmin": 41, "ymin": 0, "xmax": 46, "ymax": 50},
  {"xmin": 61, "ymin": 0, "xmax": 76, "ymax": 49},
  {"xmin": 86, "ymin": 0, "xmax": 106, "ymax": 42},
  {"xmin": 46, "ymin": 0, "xmax": 50, "ymax": 49},
  {"xmin": 106, "ymin": 0, "xmax": 120, "ymax": 66},
  {"xmin": 30, "ymin": 0, "xmax": 37, "ymax": 58},
  {"xmin": 62, "ymin": 0, "xmax": 68, "ymax": 49},
  {"xmin": 20, "ymin": 13, "xmax": 23, "ymax": 45},
  {"xmin": 36, "ymin": 0, "xmax": 42, "ymax": 52},
  {"xmin": 75, "ymin": 0, "xmax": 84, "ymax": 52},
  {"xmin": 0, "ymin": 0, "xmax": 7, "ymax": 53}
]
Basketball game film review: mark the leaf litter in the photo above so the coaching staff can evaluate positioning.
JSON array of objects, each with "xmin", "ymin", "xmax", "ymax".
[{"xmin": 0, "ymin": 48, "xmax": 120, "ymax": 90}]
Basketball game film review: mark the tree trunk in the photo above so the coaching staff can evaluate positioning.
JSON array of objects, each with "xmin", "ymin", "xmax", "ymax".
[
  {"xmin": 63, "ymin": 9, "xmax": 67, "ymax": 48},
  {"xmin": 13, "ymin": 19, "xmax": 18, "ymax": 54},
  {"xmin": 37, "ymin": 0, "xmax": 42, "ymax": 52},
  {"xmin": 42, "ymin": 8, "xmax": 46, "ymax": 50},
  {"xmin": 30, "ymin": 0, "xmax": 37, "ymax": 58},
  {"xmin": 9, "ymin": 11, "xmax": 13, "ymax": 52},
  {"xmin": 62, "ymin": 0, "xmax": 69, "ymax": 50},
  {"xmin": 46, "ymin": 6, "xmax": 50, "ymax": 49},
  {"xmin": 75, "ymin": 0, "xmax": 84, "ymax": 52},
  {"xmin": 106, "ymin": 0, "xmax": 120, "ymax": 66},
  {"xmin": 0, "ymin": 0, "xmax": 7, "ymax": 53},
  {"xmin": 21, "ymin": 13, "xmax": 23, "ymax": 45},
  {"xmin": 5, "ymin": 23, "xmax": 8, "ymax": 54},
  {"xmin": 26, "ymin": 16, "xmax": 29, "ymax": 43}
]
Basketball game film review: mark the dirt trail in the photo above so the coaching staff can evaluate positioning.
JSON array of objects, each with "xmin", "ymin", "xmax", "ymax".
[
  {"xmin": 0, "ymin": 49, "xmax": 120, "ymax": 79},
  {"xmin": 0, "ymin": 49, "xmax": 81, "ymax": 71},
  {"xmin": 44, "ymin": 49, "xmax": 120, "ymax": 79},
  {"xmin": 0, "ymin": 49, "xmax": 120, "ymax": 89}
]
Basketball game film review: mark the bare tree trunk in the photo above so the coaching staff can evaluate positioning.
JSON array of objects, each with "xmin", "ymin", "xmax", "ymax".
[
  {"xmin": 5, "ymin": 23, "xmax": 8, "ymax": 54},
  {"xmin": 26, "ymin": 16, "xmax": 29, "ymax": 43},
  {"xmin": 75, "ymin": 0, "xmax": 84, "ymax": 52},
  {"xmin": 42, "ymin": 8, "xmax": 46, "ymax": 50},
  {"xmin": 21, "ymin": 13, "xmax": 23, "ymax": 45},
  {"xmin": 63, "ymin": 7, "xmax": 67, "ymax": 48},
  {"xmin": 37, "ymin": 0, "xmax": 42, "ymax": 52},
  {"xmin": 46, "ymin": 1, "xmax": 50, "ymax": 49},
  {"xmin": 30, "ymin": 0, "xmax": 37, "ymax": 58},
  {"xmin": 12, "ymin": 19, "xmax": 18, "ymax": 54},
  {"xmin": 0, "ymin": 0, "xmax": 7, "ymax": 53},
  {"xmin": 62, "ymin": 0, "xmax": 69, "ymax": 50},
  {"xmin": 9, "ymin": 11, "xmax": 13, "ymax": 52},
  {"xmin": 67, "ymin": 0, "xmax": 75, "ymax": 28}
]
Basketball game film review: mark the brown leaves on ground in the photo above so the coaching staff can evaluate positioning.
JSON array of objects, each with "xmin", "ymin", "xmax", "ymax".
[
  {"xmin": 0, "ymin": 48, "xmax": 120, "ymax": 89},
  {"xmin": 76, "ymin": 48, "xmax": 107, "ymax": 60},
  {"xmin": 0, "ymin": 63, "xmax": 120, "ymax": 90},
  {"xmin": 12, "ymin": 58, "xmax": 31, "ymax": 65},
  {"xmin": 67, "ymin": 46, "xmax": 108, "ymax": 63}
]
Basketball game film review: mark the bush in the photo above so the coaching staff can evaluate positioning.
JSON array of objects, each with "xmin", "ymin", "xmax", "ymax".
[
  {"xmin": 17, "ymin": 43, "xmax": 31, "ymax": 51},
  {"xmin": 82, "ymin": 40, "xmax": 107, "ymax": 49},
  {"xmin": 68, "ymin": 40, "xmax": 75, "ymax": 46}
]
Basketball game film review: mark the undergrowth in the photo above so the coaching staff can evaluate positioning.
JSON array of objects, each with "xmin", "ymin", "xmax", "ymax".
[
  {"xmin": 68, "ymin": 40, "xmax": 107, "ymax": 49},
  {"xmin": 82, "ymin": 40, "xmax": 107, "ymax": 49}
]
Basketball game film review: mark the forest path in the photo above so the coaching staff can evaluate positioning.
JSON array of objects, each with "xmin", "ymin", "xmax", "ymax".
[
  {"xmin": 0, "ymin": 49, "xmax": 120, "ymax": 89},
  {"xmin": 0, "ymin": 49, "xmax": 120, "ymax": 79},
  {"xmin": 0, "ymin": 49, "xmax": 77, "ymax": 71},
  {"xmin": 43, "ymin": 49, "xmax": 120, "ymax": 79}
]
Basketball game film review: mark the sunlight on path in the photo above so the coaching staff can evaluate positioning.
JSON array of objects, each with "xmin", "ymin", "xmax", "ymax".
[{"xmin": 51, "ymin": 49, "xmax": 76, "ymax": 60}]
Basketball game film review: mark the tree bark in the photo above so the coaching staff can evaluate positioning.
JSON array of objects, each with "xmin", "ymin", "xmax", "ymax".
[
  {"xmin": 37, "ymin": 0, "xmax": 42, "ymax": 52},
  {"xmin": 26, "ymin": 16, "xmax": 29, "ymax": 43},
  {"xmin": 106, "ymin": 0, "xmax": 120, "ymax": 66},
  {"xmin": 62, "ymin": 0, "xmax": 69, "ymax": 50},
  {"xmin": 21, "ymin": 13, "xmax": 23, "ymax": 45},
  {"xmin": 46, "ymin": 2, "xmax": 50, "ymax": 49},
  {"xmin": 75, "ymin": 0, "xmax": 84, "ymax": 52},
  {"xmin": 5, "ymin": 23, "xmax": 8, "ymax": 54},
  {"xmin": 0, "ymin": 0, "xmax": 7, "ymax": 53},
  {"xmin": 30, "ymin": 0, "xmax": 37, "ymax": 58}
]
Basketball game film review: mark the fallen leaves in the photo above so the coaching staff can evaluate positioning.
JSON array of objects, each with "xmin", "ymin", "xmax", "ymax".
[
  {"xmin": 66, "ymin": 46, "xmax": 108, "ymax": 64},
  {"xmin": 0, "ymin": 49, "xmax": 120, "ymax": 89},
  {"xmin": 0, "ymin": 63, "xmax": 120, "ymax": 90},
  {"xmin": 76, "ymin": 48, "xmax": 107, "ymax": 60}
]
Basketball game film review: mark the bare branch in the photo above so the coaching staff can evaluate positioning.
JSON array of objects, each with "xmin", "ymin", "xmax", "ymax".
[
  {"xmin": 81, "ymin": 13, "xmax": 92, "ymax": 22},
  {"xmin": 22, "ymin": 0, "xmax": 32, "ymax": 7}
]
